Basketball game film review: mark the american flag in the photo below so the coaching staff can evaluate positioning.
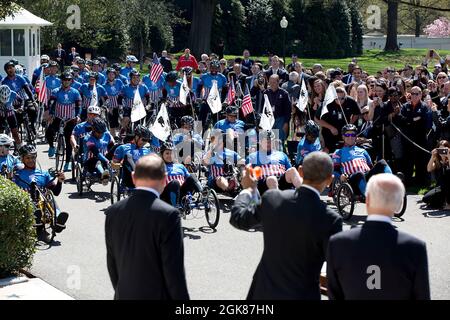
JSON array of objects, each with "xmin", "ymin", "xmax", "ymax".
[
  {"xmin": 37, "ymin": 67, "xmax": 47, "ymax": 103},
  {"xmin": 241, "ymin": 86, "xmax": 254, "ymax": 117},
  {"xmin": 150, "ymin": 53, "xmax": 164, "ymax": 83},
  {"xmin": 227, "ymin": 80, "xmax": 236, "ymax": 105}
]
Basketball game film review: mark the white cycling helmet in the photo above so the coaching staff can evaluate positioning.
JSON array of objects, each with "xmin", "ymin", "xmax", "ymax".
[
  {"xmin": 126, "ymin": 55, "xmax": 138, "ymax": 63},
  {"xmin": 0, "ymin": 133, "xmax": 14, "ymax": 146},
  {"xmin": 41, "ymin": 54, "xmax": 50, "ymax": 61},
  {"xmin": 15, "ymin": 65, "xmax": 24, "ymax": 76},
  {"xmin": 87, "ymin": 105, "xmax": 101, "ymax": 115},
  {"xmin": 0, "ymin": 85, "xmax": 11, "ymax": 104}
]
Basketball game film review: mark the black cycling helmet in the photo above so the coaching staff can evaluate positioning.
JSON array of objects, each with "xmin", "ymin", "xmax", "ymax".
[
  {"xmin": 4, "ymin": 61, "xmax": 15, "ymax": 72},
  {"xmin": 305, "ymin": 120, "xmax": 320, "ymax": 138},
  {"xmin": 10, "ymin": 58, "xmax": 19, "ymax": 66},
  {"xmin": 342, "ymin": 123, "xmax": 358, "ymax": 134},
  {"xmin": 181, "ymin": 66, "xmax": 193, "ymax": 75},
  {"xmin": 60, "ymin": 71, "xmax": 73, "ymax": 81},
  {"xmin": 70, "ymin": 65, "xmax": 80, "ymax": 72},
  {"xmin": 160, "ymin": 141, "xmax": 174, "ymax": 154},
  {"xmin": 166, "ymin": 71, "xmax": 178, "ymax": 83},
  {"xmin": 88, "ymin": 71, "xmax": 99, "ymax": 80},
  {"xmin": 106, "ymin": 67, "xmax": 116, "ymax": 75},
  {"xmin": 85, "ymin": 59, "xmax": 93, "ymax": 67},
  {"xmin": 19, "ymin": 144, "xmax": 37, "ymax": 157},
  {"xmin": 92, "ymin": 59, "xmax": 100, "ymax": 66},
  {"xmin": 210, "ymin": 60, "xmax": 220, "ymax": 69},
  {"xmin": 76, "ymin": 58, "xmax": 86, "ymax": 65},
  {"xmin": 112, "ymin": 63, "xmax": 121, "ymax": 71},
  {"xmin": 180, "ymin": 115, "xmax": 194, "ymax": 128},
  {"xmin": 129, "ymin": 69, "xmax": 140, "ymax": 78},
  {"xmin": 91, "ymin": 118, "xmax": 107, "ymax": 134},
  {"xmin": 134, "ymin": 125, "xmax": 151, "ymax": 140},
  {"xmin": 260, "ymin": 130, "xmax": 275, "ymax": 140},
  {"xmin": 226, "ymin": 106, "xmax": 238, "ymax": 116},
  {"xmin": 99, "ymin": 57, "xmax": 108, "ymax": 65}
]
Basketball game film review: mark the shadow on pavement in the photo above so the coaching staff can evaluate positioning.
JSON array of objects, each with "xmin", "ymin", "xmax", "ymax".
[{"xmin": 68, "ymin": 191, "xmax": 111, "ymax": 203}]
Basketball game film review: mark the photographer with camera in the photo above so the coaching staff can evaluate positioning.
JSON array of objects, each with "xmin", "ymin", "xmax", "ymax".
[
  {"xmin": 423, "ymin": 140, "xmax": 450, "ymax": 210},
  {"xmin": 250, "ymin": 71, "xmax": 267, "ymax": 114}
]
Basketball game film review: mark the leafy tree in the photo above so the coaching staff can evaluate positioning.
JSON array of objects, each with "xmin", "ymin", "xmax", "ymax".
[
  {"xmin": 245, "ymin": 0, "xmax": 273, "ymax": 56},
  {"xmin": 216, "ymin": 0, "xmax": 246, "ymax": 55},
  {"xmin": 327, "ymin": 0, "xmax": 353, "ymax": 57},
  {"xmin": 0, "ymin": 1, "xmax": 19, "ymax": 20},
  {"xmin": 349, "ymin": 5, "xmax": 364, "ymax": 55}
]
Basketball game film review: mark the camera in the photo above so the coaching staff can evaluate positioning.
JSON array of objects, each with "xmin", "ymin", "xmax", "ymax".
[{"xmin": 437, "ymin": 148, "xmax": 448, "ymax": 155}]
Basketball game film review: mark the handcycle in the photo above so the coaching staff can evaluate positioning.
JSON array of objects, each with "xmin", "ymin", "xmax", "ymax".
[
  {"xmin": 14, "ymin": 168, "xmax": 61, "ymax": 244},
  {"xmin": 74, "ymin": 157, "xmax": 116, "ymax": 196},
  {"xmin": 54, "ymin": 119, "xmax": 68, "ymax": 172},
  {"xmin": 110, "ymin": 164, "xmax": 133, "ymax": 205}
]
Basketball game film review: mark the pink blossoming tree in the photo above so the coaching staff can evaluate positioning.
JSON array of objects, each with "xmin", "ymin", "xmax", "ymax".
[{"xmin": 424, "ymin": 17, "xmax": 450, "ymax": 37}]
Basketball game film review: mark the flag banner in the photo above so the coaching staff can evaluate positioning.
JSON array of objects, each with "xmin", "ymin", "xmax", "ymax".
[
  {"xmin": 227, "ymin": 80, "xmax": 236, "ymax": 105},
  {"xmin": 297, "ymin": 78, "xmax": 309, "ymax": 112},
  {"xmin": 207, "ymin": 80, "xmax": 222, "ymax": 114},
  {"xmin": 37, "ymin": 67, "xmax": 47, "ymax": 103},
  {"xmin": 259, "ymin": 94, "xmax": 275, "ymax": 130},
  {"xmin": 321, "ymin": 84, "xmax": 338, "ymax": 118},
  {"xmin": 150, "ymin": 53, "xmax": 164, "ymax": 83},
  {"xmin": 150, "ymin": 102, "xmax": 171, "ymax": 141},
  {"xmin": 131, "ymin": 87, "xmax": 147, "ymax": 122},
  {"xmin": 241, "ymin": 85, "xmax": 254, "ymax": 117},
  {"xmin": 179, "ymin": 73, "xmax": 190, "ymax": 105},
  {"xmin": 89, "ymin": 84, "xmax": 98, "ymax": 108}
]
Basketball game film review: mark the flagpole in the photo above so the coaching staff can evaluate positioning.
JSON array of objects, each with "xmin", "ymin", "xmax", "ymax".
[{"xmin": 336, "ymin": 96, "xmax": 349, "ymax": 125}]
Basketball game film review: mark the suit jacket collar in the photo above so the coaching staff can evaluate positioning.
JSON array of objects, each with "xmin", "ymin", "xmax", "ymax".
[
  {"xmin": 132, "ymin": 188, "xmax": 159, "ymax": 199},
  {"xmin": 297, "ymin": 186, "xmax": 321, "ymax": 200}
]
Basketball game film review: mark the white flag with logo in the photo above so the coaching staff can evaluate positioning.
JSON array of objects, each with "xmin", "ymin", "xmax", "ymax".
[
  {"xmin": 259, "ymin": 94, "xmax": 275, "ymax": 130},
  {"xmin": 321, "ymin": 84, "xmax": 338, "ymax": 118},
  {"xmin": 179, "ymin": 73, "xmax": 190, "ymax": 105},
  {"xmin": 207, "ymin": 80, "xmax": 222, "ymax": 114},
  {"xmin": 131, "ymin": 86, "xmax": 147, "ymax": 122},
  {"xmin": 297, "ymin": 78, "xmax": 309, "ymax": 112},
  {"xmin": 89, "ymin": 84, "xmax": 98, "ymax": 108},
  {"xmin": 150, "ymin": 103, "xmax": 171, "ymax": 141}
]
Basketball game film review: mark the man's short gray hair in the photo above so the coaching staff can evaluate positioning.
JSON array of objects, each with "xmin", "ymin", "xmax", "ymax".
[
  {"xmin": 289, "ymin": 71, "xmax": 299, "ymax": 82},
  {"xmin": 302, "ymin": 152, "xmax": 333, "ymax": 183},
  {"xmin": 366, "ymin": 173, "xmax": 405, "ymax": 213}
]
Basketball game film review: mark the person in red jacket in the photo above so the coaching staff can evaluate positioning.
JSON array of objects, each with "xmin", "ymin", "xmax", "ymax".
[{"xmin": 176, "ymin": 48, "xmax": 199, "ymax": 72}]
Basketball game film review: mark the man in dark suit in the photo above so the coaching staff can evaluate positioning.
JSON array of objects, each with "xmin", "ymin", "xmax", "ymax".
[
  {"xmin": 242, "ymin": 49, "xmax": 254, "ymax": 72},
  {"xmin": 327, "ymin": 173, "xmax": 430, "ymax": 300},
  {"xmin": 67, "ymin": 47, "xmax": 80, "ymax": 66},
  {"xmin": 160, "ymin": 50, "xmax": 173, "ymax": 73},
  {"xmin": 265, "ymin": 55, "xmax": 289, "ymax": 83},
  {"xmin": 53, "ymin": 43, "xmax": 66, "ymax": 71},
  {"xmin": 231, "ymin": 152, "xmax": 343, "ymax": 300},
  {"xmin": 105, "ymin": 154, "xmax": 190, "ymax": 300}
]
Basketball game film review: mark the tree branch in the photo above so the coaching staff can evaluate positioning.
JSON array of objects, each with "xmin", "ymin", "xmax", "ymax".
[{"xmin": 382, "ymin": 0, "xmax": 450, "ymax": 12}]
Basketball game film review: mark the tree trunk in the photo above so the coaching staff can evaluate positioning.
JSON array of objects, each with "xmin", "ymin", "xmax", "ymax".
[
  {"xmin": 414, "ymin": 11, "xmax": 421, "ymax": 37},
  {"xmin": 384, "ymin": 0, "xmax": 399, "ymax": 51},
  {"xmin": 188, "ymin": 0, "xmax": 216, "ymax": 57}
]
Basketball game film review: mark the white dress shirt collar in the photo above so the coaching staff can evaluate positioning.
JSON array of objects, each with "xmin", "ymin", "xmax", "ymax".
[
  {"xmin": 300, "ymin": 184, "xmax": 321, "ymax": 198},
  {"xmin": 135, "ymin": 187, "xmax": 160, "ymax": 198},
  {"xmin": 366, "ymin": 214, "xmax": 392, "ymax": 224}
]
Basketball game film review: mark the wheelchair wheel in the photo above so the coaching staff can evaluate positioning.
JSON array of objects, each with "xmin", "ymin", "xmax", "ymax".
[
  {"xmin": 204, "ymin": 188, "xmax": 220, "ymax": 229},
  {"xmin": 337, "ymin": 183, "xmax": 355, "ymax": 220},
  {"xmin": 75, "ymin": 163, "xmax": 83, "ymax": 196},
  {"xmin": 55, "ymin": 134, "xmax": 65, "ymax": 172},
  {"xmin": 395, "ymin": 193, "xmax": 407, "ymax": 218},
  {"xmin": 110, "ymin": 175, "xmax": 121, "ymax": 205},
  {"xmin": 42, "ymin": 190, "xmax": 57, "ymax": 244}
]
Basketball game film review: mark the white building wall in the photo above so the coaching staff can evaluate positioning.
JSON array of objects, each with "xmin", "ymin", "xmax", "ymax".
[{"xmin": 364, "ymin": 35, "xmax": 450, "ymax": 50}]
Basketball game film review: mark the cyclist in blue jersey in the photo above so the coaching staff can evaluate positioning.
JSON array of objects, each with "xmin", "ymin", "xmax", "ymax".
[
  {"xmin": 82, "ymin": 117, "xmax": 115, "ymax": 185},
  {"xmin": 162, "ymin": 71, "xmax": 191, "ymax": 126},
  {"xmin": 202, "ymin": 130, "xmax": 245, "ymax": 194},
  {"xmin": 44, "ymin": 61, "xmax": 62, "ymax": 100},
  {"xmin": 214, "ymin": 105, "xmax": 245, "ymax": 134},
  {"xmin": 46, "ymin": 72, "xmax": 82, "ymax": 171},
  {"xmin": 173, "ymin": 115, "xmax": 204, "ymax": 169},
  {"xmin": 70, "ymin": 65, "xmax": 84, "ymax": 84},
  {"xmin": 0, "ymin": 134, "xmax": 22, "ymax": 176},
  {"xmin": 120, "ymin": 55, "xmax": 138, "ymax": 80},
  {"xmin": 142, "ymin": 61, "xmax": 165, "ymax": 106},
  {"xmin": 112, "ymin": 125, "xmax": 153, "ymax": 188},
  {"xmin": 198, "ymin": 60, "xmax": 228, "ymax": 129},
  {"xmin": 79, "ymin": 72, "xmax": 107, "ymax": 121},
  {"xmin": 31, "ymin": 55, "xmax": 50, "ymax": 87},
  {"xmin": 332, "ymin": 124, "xmax": 393, "ymax": 200},
  {"xmin": 112, "ymin": 63, "xmax": 129, "ymax": 85},
  {"xmin": 90, "ymin": 60, "xmax": 106, "ymax": 85},
  {"xmin": 0, "ymin": 85, "xmax": 22, "ymax": 146},
  {"xmin": 296, "ymin": 120, "xmax": 322, "ymax": 166},
  {"xmin": 119, "ymin": 70, "xmax": 149, "ymax": 135},
  {"xmin": 104, "ymin": 68, "xmax": 124, "ymax": 137},
  {"xmin": 14, "ymin": 145, "xmax": 68, "ymax": 241},
  {"xmin": 75, "ymin": 58, "xmax": 90, "ymax": 83},
  {"xmin": 160, "ymin": 141, "xmax": 203, "ymax": 207},
  {"xmin": 246, "ymin": 130, "xmax": 302, "ymax": 194},
  {"xmin": 70, "ymin": 105, "xmax": 101, "ymax": 159}
]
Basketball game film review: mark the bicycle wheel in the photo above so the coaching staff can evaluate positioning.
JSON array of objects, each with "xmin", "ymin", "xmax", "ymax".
[
  {"xmin": 337, "ymin": 183, "xmax": 355, "ymax": 220},
  {"xmin": 110, "ymin": 175, "xmax": 121, "ymax": 205},
  {"xmin": 395, "ymin": 194, "xmax": 407, "ymax": 218},
  {"xmin": 75, "ymin": 163, "xmax": 83, "ymax": 196},
  {"xmin": 204, "ymin": 188, "xmax": 220, "ymax": 229},
  {"xmin": 43, "ymin": 190, "xmax": 57, "ymax": 244},
  {"xmin": 55, "ymin": 134, "xmax": 65, "ymax": 172}
]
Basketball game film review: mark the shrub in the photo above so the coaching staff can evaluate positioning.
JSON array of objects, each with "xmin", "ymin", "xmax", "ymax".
[{"xmin": 0, "ymin": 176, "xmax": 35, "ymax": 278}]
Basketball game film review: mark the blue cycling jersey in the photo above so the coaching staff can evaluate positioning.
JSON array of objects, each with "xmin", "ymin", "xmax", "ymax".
[
  {"xmin": 121, "ymin": 84, "xmax": 149, "ymax": 109},
  {"xmin": 103, "ymin": 79, "xmax": 124, "ymax": 108},
  {"xmin": 296, "ymin": 137, "xmax": 321, "ymax": 165},
  {"xmin": 79, "ymin": 84, "xmax": 107, "ymax": 110},
  {"xmin": 71, "ymin": 80, "xmax": 82, "ymax": 91},
  {"xmin": 199, "ymin": 73, "xmax": 227, "ymax": 99},
  {"xmin": 142, "ymin": 73, "xmax": 165, "ymax": 91},
  {"xmin": 214, "ymin": 119, "xmax": 245, "ymax": 133},
  {"xmin": 0, "ymin": 91, "xmax": 18, "ymax": 114},
  {"xmin": 118, "ymin": 74, "xmax": 129, "ymax": 85},
  {"xmin": 0, "ymin": 154, "xmax": 22, "ymax": 172},
  {"xmin": 1, "ymin": 75, "xmax": 28, "ymax": 99},
  {"xmin": 50, "ymin": 87, "xmax": 81, "ymax": 120},
  {"xmin": 120, "ymin": 67, "xmax": 134, "ymax": 80},
  {"xmin": 173, "ymin": 131, "xmax": 204, "ymax": 147},
  {"xmin": 14, "ymin": 168, "xmax": 52, "ymax": 191},
  {"xmin": 166, "ymin": 162, "xmax": 190, "ymax": 185},
  {"xmin": 332, "ymin": 145, "xmax": 373, "ymax": 177},
  {"xmin": 113, "ymin": 143, "xmax": 152, "ymax": 172},
  {"xmin": 45, "ymin": 75, "xmax": 62, "ymax": 91},
  {"xmin": 83, "ymin": 132, "xmax": 114, "ymax": 163},
  {"xmin": 208, "ymin": 148, "xmax": 241, "ymax": 183},
  {"xmin": 246, "ymin": 150, "xmax": 291, "ymax": 179},
  {"xmin": 72, "ymin": 121, "xmax": 92, "ymax": 141},
  {"xmin": 79, "ymin": 70, "xmax": 90, "ymax": 83},
  {"xmin": 164, "ymin": 81, "xmax": 181, "ymax": 100}
]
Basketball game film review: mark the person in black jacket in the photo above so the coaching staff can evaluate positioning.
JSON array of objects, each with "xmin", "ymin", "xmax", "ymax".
[
  {"xmin": 52, "ymin": 43, "xmax": 66, "ymax": 71},
  {"xmin": 160, "ymin": 50, "xmax": 173, "ymax": 73},
  {"xmin": 105, "ymin": 154, "xmax": 190, "ymax": 300},
  {"xmin": 327, "ymin": 173, "xmax": 430, "ymax": 300},
  {"xmin": 230, "ymin": 151, "xmax": 342, "ymax": 300}
]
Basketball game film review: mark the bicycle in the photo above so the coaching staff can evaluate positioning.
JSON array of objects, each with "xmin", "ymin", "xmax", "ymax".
[
  {"xmin": 110, "ymin": 165, "xmax": 133, "ymax": 204},
  {"xmin": 16, "ymin": 105, "xmax": 36, "ymax": 146},
  {"xmin": 54, "ymin": 119, "xmax": 67, "ymax": 172}
]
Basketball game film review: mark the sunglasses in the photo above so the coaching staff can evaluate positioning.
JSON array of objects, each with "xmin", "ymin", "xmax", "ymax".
[
  {"xmin": 437, "ymin": 76, "xmax": 447, "ymax": 79},
  {"xmin": 343, "ymin": 133, "xmax": 357, "ymax": 137},
  {"xmin": 410, "ymin": 92, "xmax": 421, "ymax": 96},
  {"xmin": 387, "ymin": 70, "xmax": 394, "ymax": 73}
]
